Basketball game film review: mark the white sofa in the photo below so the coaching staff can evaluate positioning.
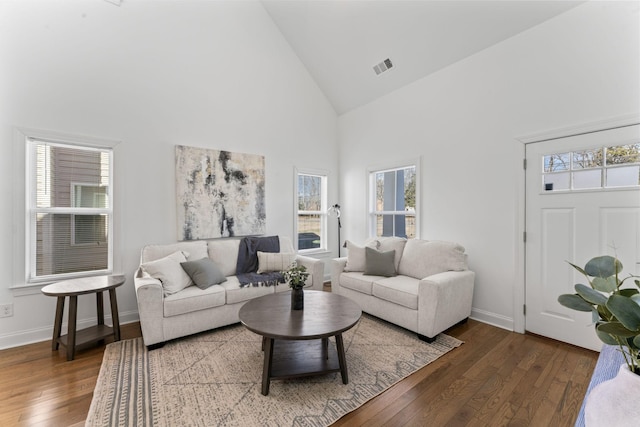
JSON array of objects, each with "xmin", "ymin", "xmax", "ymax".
[
  {"xmin": 134, "ymin": 236, "xmax": 323, "ymax": 347},
  {"xmin": 331, "ymin": 237, "xmax": 475, "ymax": 342}
]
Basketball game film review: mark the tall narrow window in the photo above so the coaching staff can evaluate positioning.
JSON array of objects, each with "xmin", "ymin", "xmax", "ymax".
[
  {"xmin": 369, "ymin": 164, "xmax": 418, "ymax": 239},
  {"xmin": 27, "ymin": 138, "xmax": 113, "ymax": 282},
  {"xmin": 296, "ymin": 172, "xmax": 327, "ymax": 252}
]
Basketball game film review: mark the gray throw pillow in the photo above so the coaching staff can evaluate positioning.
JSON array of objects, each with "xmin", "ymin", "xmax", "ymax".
[
  {"xmin": 181, "ymin": 258, "xmax": 227, "ymax": 290},
  {"xmin": 363, "ymin": 247, "xmax": 397, "ymax": 277}
]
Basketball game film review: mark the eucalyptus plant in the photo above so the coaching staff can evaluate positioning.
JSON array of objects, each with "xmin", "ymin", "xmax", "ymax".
[
  {"xmin": 282, "ymin": 263, "xmax": 309, "ymax": 289},
  {"xmin": 558, "ymin": 255, "xmax": 640, "ymax": 375}
]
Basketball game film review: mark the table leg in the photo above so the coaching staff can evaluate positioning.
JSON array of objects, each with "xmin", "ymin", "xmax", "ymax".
[
  {"xmin": 96, "ymin": 292, "xmax": 104, "ymax": 326},
  {"xmin": 335, "ymin": 333, "xmax": 348, "ymax": 384},
  {"xmin": 262, "ymin": 337, "xmax": 274, "ymax": 396},
  {"xmin": 67, "ymin": 296, "xmax": 78, "ymax": 361},
  {"xmin": 322, "ymin": 337, "xmax": 329, "ymax": 360},
  {"xmin": 108, "ymin": 288, "xmax": 121, "ymax": 341},
  {"xmin": 52, "ymin": 297, "xmax": 65, "ymax": 351}
]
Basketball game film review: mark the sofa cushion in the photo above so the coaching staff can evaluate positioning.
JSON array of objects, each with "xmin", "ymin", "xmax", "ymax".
[
  {"xmin": 340, "ymin": 272, "xmax": 379, "ymax": 295},
  {"xmin": 222, "ymin": 276, "xmax": 275, "ymax": 304},
  {"xmin": 141, "ymin": 240, "xmax": 208, "ymax": 263},
  {"xmin": 378, "ymin": 237, "xmax": 407, "ymax": 271},
  {"xmin": 344, "ymin": 240, "xmax": 379, "ymax": 272},
  {"xmin": 372, "ymin": 276, "xmax": 420, "ymax": 310},
  {"xmin": 141, "ymin": 251, "xmax": 193, "ymax": 296},
  {"xmin": 257, "ymin": 252, "xmax": 296, "ymax": 273},
  {"xmin": 364, "ymin": 247, "xmax": 397, "ymax": 277},
  {"xmin": 207, "ymin": 239, "xmax": 241, "ymax": 277},
  {"xmin": 180, "ymin": 258, "xmax": 227, "ymax": 290},
  {"xmin": 163, "ymin": 284, "xmax": 226, "ymax": 317},
  {"xmin": 398, "ymin": 239, "xmax": 467, "ymax": 280}
]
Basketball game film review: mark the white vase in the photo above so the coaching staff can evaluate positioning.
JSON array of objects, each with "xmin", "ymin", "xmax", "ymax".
[{"xmin": 585, "ymin": 364, "xmax": 640, "ymax": 426}]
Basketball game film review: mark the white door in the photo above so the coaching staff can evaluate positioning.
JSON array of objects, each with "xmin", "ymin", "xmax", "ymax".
[{"xmin": 525, "ymin": 124, "xmax": 640, "ymax": 351}]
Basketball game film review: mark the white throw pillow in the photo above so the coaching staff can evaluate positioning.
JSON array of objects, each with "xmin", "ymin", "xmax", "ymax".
[
  {"xmin": 344, "ymin": 240, "xmax": 379, "ymax": 272},
  {"xmin": 141, "ymin": 250, "xmax": 193, "ymax": 296},
  {"xmin": 398, "ymin": 240, "xmax": 467, "ymax": 279},
  {"xmin": 257, "ymin": 252, "xmax": 296, "ymax": 273},
  {"xmin": 378, "ymin": 236, "xmax": 407, "ymax": 271}
]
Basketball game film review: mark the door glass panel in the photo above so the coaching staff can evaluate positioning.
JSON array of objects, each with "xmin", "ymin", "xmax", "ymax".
[
  {"xmin": 543, "ymin": 172, "xmax": 570, "ymax": 191},
  {"xmin": 544, "ymin": 153, "xmax": 570, "ymax": 172},
  {"xmin": 573, "ymin": 169, "xmax": 602, "ymax": 189},
  {"xmin": 606, "ymin": 166, "xmax": 640, "ymax": 187},
  {"xmin": 573, "ymin": 149, "xmax": 603, "ymax": 169}
]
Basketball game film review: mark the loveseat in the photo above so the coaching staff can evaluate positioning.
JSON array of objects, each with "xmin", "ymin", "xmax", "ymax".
[
  {"xmin": 134, "ymin": 236, "xmax": 323, "ymax": 347},
  {"xmin": 331, "ymin": 237, "xmax": 475, "ymax": 342}
]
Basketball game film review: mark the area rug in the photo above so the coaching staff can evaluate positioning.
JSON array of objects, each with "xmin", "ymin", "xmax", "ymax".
[{"xmin": 86, "ymin": 314, "xmax": 462, "ymax": 426}]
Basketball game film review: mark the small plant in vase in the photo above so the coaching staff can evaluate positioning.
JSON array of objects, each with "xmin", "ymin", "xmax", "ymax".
[
  {"xmin": 558, "ymin": 255, "xmax": 640, "ymax": 425},
  {"xmin": 283, "ymin": 263, "xmax": 309, "ymax": 310},
  {"xmin": 558, "ymin": 255, "xmax": 640, "ymax": 374}
]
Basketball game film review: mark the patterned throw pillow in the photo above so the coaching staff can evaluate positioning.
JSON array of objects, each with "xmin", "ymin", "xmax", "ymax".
[{"xmin": 256, "ymin": 252, "xmax": 297, "ymax": 273}]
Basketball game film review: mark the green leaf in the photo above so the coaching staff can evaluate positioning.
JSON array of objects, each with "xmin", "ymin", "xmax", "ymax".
[
  {"xmin": 634, "ymin": 335, "xmax": 640, "ymax": 348},
  {"xmin": 592, "ymin": 276, "xmax": 618, "ymax": 293},
  {"xmin": 597, "ymin": 321, "xmax": 638, "ymax": 338},
  {"xmin": 568, "ymin": 261, "xmax": 588, "ymax": 278},
  {"xmin": 619, "ymin": 288, "xmax": 640, "ymax": 298},
  {"xmin": 595, "ymin": 326, "xmax": 620, "ymax": 345},
  {"xmin": 607, "ymin": 295, "xmax": 640, "ymax": 331},
  {"xmin": 584, "ymin": 256, "xmax": 623, "ymax": 278},
  {"xmin": 558, "ymin": 294, "xmax": 593, "ymax": 312},
  {"xmin": 575, "ymin": 284, "xmax": 607, "ymax": 305}
]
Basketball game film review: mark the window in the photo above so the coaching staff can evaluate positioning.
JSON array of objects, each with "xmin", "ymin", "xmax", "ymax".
[
  {"xmin": 369, "ymin": 163, "xmax": 418, "ymax": 239},
  {"xmin": 27, "ymin": 138, "xmax": 113, "ymax": 283},
  {"xmin": 296, "ymin": 172, "xmax": 327, "ymax": 252},
  {"xmin": 543, "ymin": 143, "xmax": 640, "ymax": 191}
]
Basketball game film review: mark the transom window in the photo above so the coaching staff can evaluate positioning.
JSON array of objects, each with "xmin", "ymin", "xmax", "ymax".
[
  {"xmin": 27, "ymin": 138, "xmax": 113, "ymax": 283},
  {"xmin": 296, "ymin": 172, "xmax": 327, "ymax": 252},
  {"xmin": 543, "ymin": 143, "xmax": 640, "ymax": 191},
  {"xmin": 369, "ymin": 163, "xmax": 418, "ymax": 239}
]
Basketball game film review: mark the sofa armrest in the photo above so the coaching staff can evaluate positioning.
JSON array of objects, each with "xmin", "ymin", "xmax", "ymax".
[
  {"xmin": 330, "ymin": 257, "xmax": 348, "ymax": 293},
  {"xmin": 417, "ymin": 270, "xmax": 475, "ymax": 338},
  {"xmin": 295, "ymin": 255, "xmax": 324, "ymax": 291},
  {"xmin": 133, "ymin": 269, "xmax": 166, "ymax": 346}
]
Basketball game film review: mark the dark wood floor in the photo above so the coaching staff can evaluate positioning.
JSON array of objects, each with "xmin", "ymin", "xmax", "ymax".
[{"xmin": 0, "ymin": 306, "xmax": 597, "ymax": 426}]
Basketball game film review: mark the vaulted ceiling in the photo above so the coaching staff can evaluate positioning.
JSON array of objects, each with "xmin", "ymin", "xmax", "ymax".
[{"xmin": 262, "ymin": 0, "xmax": 584, "ymax": 115}]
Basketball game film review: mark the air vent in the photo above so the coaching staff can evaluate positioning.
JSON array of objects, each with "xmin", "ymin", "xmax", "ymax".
[{"xmin": 373, "ymin": 58, "xmax": 393, "ymax": 75}]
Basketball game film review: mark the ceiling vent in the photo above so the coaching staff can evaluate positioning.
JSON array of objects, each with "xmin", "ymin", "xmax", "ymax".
[{"xmin": 373, "ymin": 58, "xmax": 393, "ymax": 75}]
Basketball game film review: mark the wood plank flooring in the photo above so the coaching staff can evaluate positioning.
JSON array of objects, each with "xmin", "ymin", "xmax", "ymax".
[{"xmin": 0, "ymin": 315, "xmax": 597, "ymax": 426}]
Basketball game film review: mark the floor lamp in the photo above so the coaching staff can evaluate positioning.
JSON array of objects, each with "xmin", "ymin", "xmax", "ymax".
[{"xmin": 328, "ymin": 204, "xmax": 342, "ymax": 257}]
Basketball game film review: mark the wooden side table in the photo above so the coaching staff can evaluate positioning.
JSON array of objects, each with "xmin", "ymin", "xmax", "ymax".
[{"xmin": 41, "ymin": 275, "xmax": 125, "ymax": 361}]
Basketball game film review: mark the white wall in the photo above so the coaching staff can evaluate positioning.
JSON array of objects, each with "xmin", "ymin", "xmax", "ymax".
[
  {"xmin": 337, "ymin": 1, "xmax": 640, "ymax": 330},
  {"xmin": 0, "ymin": 0, "xmax": 338, "ymax": 348}
]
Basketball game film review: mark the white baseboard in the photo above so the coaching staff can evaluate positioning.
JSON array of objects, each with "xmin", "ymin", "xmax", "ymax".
[
  {"xmin": 0, "ymin": 310, "xmax": 140, "ymax": 350},
  {"xmin": 470, "ymin": 307, "xmax": 514, "ymax": 332}
]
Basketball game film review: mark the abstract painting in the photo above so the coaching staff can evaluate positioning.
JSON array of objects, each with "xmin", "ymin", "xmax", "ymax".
[{"xmin": 176, "ymin": 145, "xmax": 266, "ymax": 240}]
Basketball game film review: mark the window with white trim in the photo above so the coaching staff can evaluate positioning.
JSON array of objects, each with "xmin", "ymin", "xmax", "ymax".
[
  {"xmin": 369, "ymin": 164, "xmax": 417, "ymax": 239},
  {"xmin": 543, "ymin": 143, "xmax": 640, "ymax": 191},
  {"xmin": 296, "ymin": 172, "xmax": 327, "ymax": 252},
  {"xmin": 27, "ymin": 138, "xmax": 113, "ymax": 282}
]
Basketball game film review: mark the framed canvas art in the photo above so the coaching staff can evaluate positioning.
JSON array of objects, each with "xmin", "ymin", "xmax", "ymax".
[{"xmin": 176, "ymin": 145, "xmax": 266, "ymax": 240}]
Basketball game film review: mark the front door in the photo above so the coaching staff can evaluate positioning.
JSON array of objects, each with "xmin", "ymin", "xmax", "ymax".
[{"xmin": 525, "ymin": 124, "xmax": 640, "ymax": 351}]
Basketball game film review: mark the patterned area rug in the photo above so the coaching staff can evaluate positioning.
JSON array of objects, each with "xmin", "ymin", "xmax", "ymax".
[{"xmin": 86, "ymin": 314, "xmax": 462, "ymax": 426}]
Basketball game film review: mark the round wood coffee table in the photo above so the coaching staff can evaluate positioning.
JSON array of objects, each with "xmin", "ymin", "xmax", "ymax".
[{"xmin": 239, "ymin": 290, "xmax": 361, "ymax": 395}]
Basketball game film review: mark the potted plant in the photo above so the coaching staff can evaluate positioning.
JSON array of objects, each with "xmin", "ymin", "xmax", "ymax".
[
  {"xmin": 558, "ymin": 255, "xmax": 640, "ymax": 425},
  {"xmin": 283, "ymin": 263, "xmax": 309, "ymax": 310},
  {"xmin": 558, "ymin": 255, "xmax": 640, "ymax": 373}
]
